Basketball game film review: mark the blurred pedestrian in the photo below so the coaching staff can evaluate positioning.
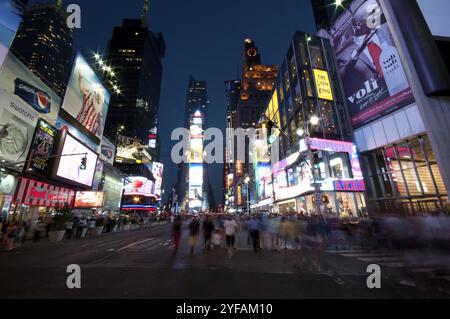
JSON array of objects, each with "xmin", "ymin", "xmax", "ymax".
[
  {"xmin": 188, "ymin": 216, "xmax": 200, "ymax": 255},
  {"xmin": 202, "ymin": 215, "xmax": 215, "ymax": 251},
  {"xmin": 172, "ymin": 216, "xmax": 182, "ymax": 252},
  {"xmin": 65, "ymin": 218, "xmax": 74, "ymax": 239},
  {"xmin": 247, "ymin": 215, "xmax": 261, "ymax": 252},
  {"xmin": 224, "ymin": 216, "xmax": 238, "ymax": 258}
]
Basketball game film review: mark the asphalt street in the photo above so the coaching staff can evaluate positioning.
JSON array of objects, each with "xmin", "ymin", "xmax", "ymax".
[{"xmin": 0, "ymin": 222, "xmax": 449, "ymax": 299}]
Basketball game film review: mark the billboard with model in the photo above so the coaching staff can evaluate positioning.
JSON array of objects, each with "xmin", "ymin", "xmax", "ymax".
[
  {"xmin": 326, "ymin": 0, "xmax": 414, "ymax": 127},
  {"xmin": 61, "ymin": 53, "xmax": 110, "ymax": 140}
]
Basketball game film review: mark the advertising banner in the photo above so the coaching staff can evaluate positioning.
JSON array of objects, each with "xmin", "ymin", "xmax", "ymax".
[
  {"xmin": 151, "ymin": 162, "xmax": 164, "ymax": 197},
  {"xmin": 123, "ymin": 176, "xmax": 155, "ymax": 197},
  {"xmin": 74, "ymin": 191, "xmax": 105, "ymax": 208},
  {"xmin": 0, "ymin": 0, "xmax": 25, "ymax": 69},
  {"xmin": 15, "ymin": 177, "xmax": 76, "ymax": 208},
  {"xmin": 61, "ymin": 54, "xmax": 110, "ymax": 139},
  {"xmin": 0, "ymin": 89, "xmax": 35, "ymax": 170},
  {"xmin": 55, "ymin": 117, "xmax": 98, "ymax": 151},
  {"xmin": 115, "ymin": 135, "xmax": 151, "ymax": 164},
  {"xmin": 99, "ymin": 136, "xmax": 115, "ymax": 165},
  {"xmin": 189, "ymin": 138, "xmax": 203, "ymax": 163},
  {"xmin": 313, "ymin": 69, "xmax": 334, "ymax": 101},
  {"xmin": 328, "ymin": 0, "xmax": 414, "ymax": 128},
  {"xmin": 25, "ymin": 119, "xmax": 57, "ymax": 175},
  {"xmin": 0, "ymin": 53, "xmax": 61, "ymax": 124},
  {"xmin": 0, "ymin": 171, "xmax": 17, "ymax": 195},
  {"xmin": 54, "ymin": 133, "xmax": 98, "ymax": 188}
]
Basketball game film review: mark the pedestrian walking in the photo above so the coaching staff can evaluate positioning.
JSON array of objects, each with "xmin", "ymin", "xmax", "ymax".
[
  {"xmin": 4, "ymin": 222, "xmax": 18, "ymax": 251},
  {"xmin": 76, "ymin": 217, "xmax": 87, "ymax": 238},
  {"xmin": 202, "ymin": 215, "xmax": 215, "ymax": 251},
  {"xmin": 65, "ymin": 219, "xmax": 74, "ymax": 239},
  {"xmin": 188, "ymin": 216, "xmax": 200, "ymax": 255},
  {"xmin": 224, "ymin": 216, "xmax": 238, "ymax": 258},
  {"xmin": 247, "ymin": 215, "xmax": 261, "ymax": 252},
  {"xmin": 172, "ymin": 216, "xmax": 182, "ymax": 252}
]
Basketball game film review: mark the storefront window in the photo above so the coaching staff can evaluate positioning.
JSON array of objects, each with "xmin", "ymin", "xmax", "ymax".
[
  {"xmin": 328, "ymin": 152, "xmax": 351, "ymax": 179},
  {"xmin": 363, "ymin": 135, "xmax": 448, "ymax": 215}
]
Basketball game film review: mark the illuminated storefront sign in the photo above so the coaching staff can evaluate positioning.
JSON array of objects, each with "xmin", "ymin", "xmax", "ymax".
[
  {"xmin": 334, "ymin": 180, "xmax": 366, "ymax": 192},
  {"xmin": 313, "ymin": 69, "xmax": 334, "ymax": 101},
  {"xmin": 15, "ymin": 177, "xmax": 76, "ymax": 207},
  {"xmin": 308, "ymin": 138, "xmax": 354, "ymax": 154}
]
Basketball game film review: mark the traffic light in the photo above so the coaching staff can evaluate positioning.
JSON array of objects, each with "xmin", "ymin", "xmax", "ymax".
[
  {"xmin": 261, "ymin": 120, "xmax": 276, "ymax": 145},
  {"xmin": 80, "ymin": 156, "xmax": 87, "ymax": 170}
]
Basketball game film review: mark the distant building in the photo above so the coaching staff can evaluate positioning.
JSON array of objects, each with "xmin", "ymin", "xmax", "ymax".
[
  {"xmin": 10, "ymin": 0, "xmax": 74, "ymax": 97},
  {"xmin": 230, "ymin": 39, "xmax": 278, "ymax": 212}
]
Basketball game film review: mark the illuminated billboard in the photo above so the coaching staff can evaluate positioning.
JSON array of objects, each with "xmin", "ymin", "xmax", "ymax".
[
  {"xmin": 123, "ymin": 177, "xmax": 155, "ymax": 197},
  {"xmin": 313, "ymin": 69, "xmax": 334, "ymax": 101},
  {"xmin": 61, "ymin": 54, "xmax": 110, "ymax": 140},
  {"xmin": 74, "ymin": 191, "xmax": 105, "ymax": 208},
  {"xmin": 189, "ymin": 164, "xmax": 203, "ymax": 210},
  {"xmin": 24, "ymin": 119, "xmax": 57, "ymax": 176},
  {"xmin": 115, "ymin": 135, "xmax": 151, "ymax": 164},
  {"xmin": 190, "ymin": 138, "xmax": 203, "ymax": 163},
  {"xmin": 327, "ymin": 0, "xmax": 414, "ymax": 128},
  {"xmin": 54, "ymin": 132, "xmax": 98, "ymax": 188},
  {"xmin": 151, "ymin": 162, "xmax": 164, "ymax": 197}
]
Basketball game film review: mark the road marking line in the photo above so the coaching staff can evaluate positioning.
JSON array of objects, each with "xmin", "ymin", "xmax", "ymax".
[
  {"xmin": 358, "ymin": 256, "xmax": 403, "ymax": 262},
  {"xmin": 116, "ymin": 238, "xmax": 155, "ymax": 251}
]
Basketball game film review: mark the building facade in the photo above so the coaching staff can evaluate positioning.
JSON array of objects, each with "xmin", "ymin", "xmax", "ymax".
[
  {"xmin": 312, "ymin": 0, "xmax": 450, "ymax": 215},
  {"xmin": 254, "ymin": 31, "xmax": 365, "ymax": 217}
]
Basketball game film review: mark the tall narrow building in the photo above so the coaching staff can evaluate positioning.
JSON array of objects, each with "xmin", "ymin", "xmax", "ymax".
[
  {"xmin": 104, "ymin": 0, "xmax": 165, "ymax": 161},
  {"xmin": 231, "ymin": 39, "xmax": 278, "ymax": 212},
  {"xmin": 10, "ymin": 0, "xmax": 74, "ymax": 97},
  {"xmin": 175, "ymin": 76, "xmax": 210, "ymax": 212}
]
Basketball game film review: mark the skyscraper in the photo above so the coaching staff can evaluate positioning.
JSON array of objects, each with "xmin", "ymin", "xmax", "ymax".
[
  {"xmin": 224, "ymin": 80, "xmax": 241, "ymax": 208},
  {"xmin": 230, "ymin": 39, "xmax": 278, "ymax": 211},
  {"xmin": 10, "ymin": 0, "xmax": 74, "ymax": 97},
  {"xmin": 104, "ymin": 0, "xmax": 165, "ymax": 161},
  {"xmin": 175, "ymin": 76, "xmax": 211, "ymax": 212}
]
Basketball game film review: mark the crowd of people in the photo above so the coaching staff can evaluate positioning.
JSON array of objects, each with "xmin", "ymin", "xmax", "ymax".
[
  {"xmin": 169, "ymin": 211, "xmax": 430, "ymax": 270},
  {"xmin": 1, "ymin": 214, "xmax": 168, "ymax": 252}
]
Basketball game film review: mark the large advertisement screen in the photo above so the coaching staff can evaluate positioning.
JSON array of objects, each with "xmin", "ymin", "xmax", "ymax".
[
  {"xmin": 99, "ymin": 136, "xmax": 115, "ymax": 165},
  {"xmin": 328, "ymin": 0, "xmax": 414, "ymax": 128},
  {"xmin": 74, "ymin": 191, "xmax": 105, "ymax": 208},
  {"xmin": 0, "ymin": 53, "xmax": 61, "ymax": 124},
  {"xmin": 0, "ymin": 51, "xmax": 62, "ymax": 171},
  {"xmin": 25, "ymin": 119, "xmax": 57, "ymax": 175},
  {"xmin": 61, "ymin": 54, "xmax": 110, "ymax": 139},
  {"xmin": 189, "ymin": 138, "xmax": 203, "ymax": 163},
  {"xmin": 123, "ymin": 176, "xmax": 155, "ymax": 197},
  {"xmin": 151, "ymin": 162, "xmax": 164, "ymax": 197},
  {"xmin": 115, "ymin": 135, "xmax": 152, "ymax": 164},
  {"xmin": 55, "ymin": 133, "xmax": 98, "ymax": 187},
  {"xmin": 0, "ymin": 0, "xmax": 25, "ymax": 69},
  {"xmin": 189, "ymin": 164, "xmax": 203, "ymax": 210}
]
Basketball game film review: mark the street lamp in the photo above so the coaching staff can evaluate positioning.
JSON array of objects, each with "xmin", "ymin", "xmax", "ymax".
[{"xmin": 310, "ymin": 115, "xmax": 320, "ymax": 126}]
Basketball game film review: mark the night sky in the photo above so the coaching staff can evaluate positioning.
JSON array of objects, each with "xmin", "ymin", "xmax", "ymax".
[{"xmin": 30, "ymin": 0, "xmax": 316, "ymax": 205}]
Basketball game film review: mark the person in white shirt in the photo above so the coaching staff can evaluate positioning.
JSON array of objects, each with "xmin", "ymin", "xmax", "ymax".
[{"xmin": 224, "ymin": 216, "xmax": 238, "ymax": 258}]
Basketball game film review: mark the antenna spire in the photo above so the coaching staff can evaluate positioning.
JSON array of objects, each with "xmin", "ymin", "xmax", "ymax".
[{"xmin": 141, "ymin": 0, "xmax": 149, "ymax": 26}]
